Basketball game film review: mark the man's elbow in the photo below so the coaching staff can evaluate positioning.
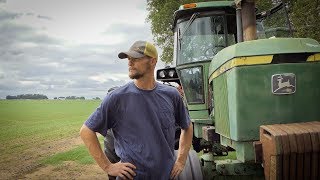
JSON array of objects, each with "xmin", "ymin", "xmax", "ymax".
[
  {"xmin": 181, "ymin": 122, "xmax": 193, "ymax": 138},
  {"xmin": 79, "ymin": 124, "xmax": 93, "ymax": 140},
  {"xmin": 187, "ymin": 122, "xmax": 193, "ymax": 134}
]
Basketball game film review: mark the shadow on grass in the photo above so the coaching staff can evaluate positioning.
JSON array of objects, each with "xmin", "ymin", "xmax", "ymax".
[
  {"xmin": 41, "ymin": 145, "xmax": 95, "ymax": 165},
  {"xmin": 41, "ymin": 135, "xmax": 105, "ymax": 166}
]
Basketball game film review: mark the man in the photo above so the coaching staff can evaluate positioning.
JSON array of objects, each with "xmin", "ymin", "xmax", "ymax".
[{"xmin": 80, "ymin": 40, "xmax": 193, "ymax": 179}]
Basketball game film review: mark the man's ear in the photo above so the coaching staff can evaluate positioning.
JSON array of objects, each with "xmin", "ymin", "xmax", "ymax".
[{"xmin": 151, "ymin": 57, "xmax": 157, "ymax": 66}]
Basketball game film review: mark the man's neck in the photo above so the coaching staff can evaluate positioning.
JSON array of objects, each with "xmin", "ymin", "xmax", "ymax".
[{"xmin": 134, "ymin": 78, "xmax": 156, "ymax": 90}]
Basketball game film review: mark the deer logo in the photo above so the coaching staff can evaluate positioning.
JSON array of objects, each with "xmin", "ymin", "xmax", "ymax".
[{"xmin": 272, "ymin": 73, "xmax": 296, "ymax": 95}]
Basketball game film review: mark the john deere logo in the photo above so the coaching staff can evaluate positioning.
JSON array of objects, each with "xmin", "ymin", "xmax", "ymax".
[{"xmin": 272, "ymin": 73, "xmax": 296, "ymax": 95}]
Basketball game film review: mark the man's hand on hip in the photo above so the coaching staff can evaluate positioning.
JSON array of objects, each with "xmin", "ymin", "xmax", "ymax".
[{"xmin": 105, "ymin": 162, "xmax": 136, "ymax": 180}]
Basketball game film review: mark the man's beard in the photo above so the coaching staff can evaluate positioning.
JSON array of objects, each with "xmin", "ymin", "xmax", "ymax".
[
  {"xmin": 129, "ymin": 63, "xmax": 151, "ymax": 79},
  {"xmin": 129, "ymin": 72, "xmax": 143, "ymax": 79}
]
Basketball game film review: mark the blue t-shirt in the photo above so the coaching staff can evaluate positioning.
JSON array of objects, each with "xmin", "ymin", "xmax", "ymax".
[{"xmin": 85, "ymin": 82, "xmax": 191, "ymax": 179}]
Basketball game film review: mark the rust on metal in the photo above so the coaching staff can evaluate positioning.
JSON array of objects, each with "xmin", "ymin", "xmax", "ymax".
[
  {"xmin": 259, "ymin": 121, "xmax": 320, "ymax": 180},
  {"xmin": 284, "ymin": 123, "xmax": 311, "ymax": 180},
  {"xmin": 202, "ymin": 126, "xmax": 219, "ymax": 142},
  {"xmin": 253, "ymin": 141, "xmax": 263, "ymax": 163},
  {"xmin": 273, "ymin": 124, "xmax": 291, "ymax": 180},
  {"xmin": 301, "ymin": 123, "xmax": 320, "ymax": 180},
  {"xmin": 260, "ymin": 125, "xmax": 284, "ymax": 180},
  {"xmin": 277, "ymin": 124, "xmax": 297, "ymax": 180}
]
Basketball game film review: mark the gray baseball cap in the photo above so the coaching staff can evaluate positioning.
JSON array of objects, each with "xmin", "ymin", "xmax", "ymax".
[{"xmin": 118, "ymin": 40, "xmax": 158, "ymax": 59}]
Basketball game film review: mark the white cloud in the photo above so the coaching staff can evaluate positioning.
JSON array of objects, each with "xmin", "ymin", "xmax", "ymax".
[
  {"xmin": 0, "ymin": 0, "xmax": 149, "ymax": 44},
  {"xmin": 0, "ymin": 0, "xmax": 164, "ymax": 99},
  {"xmin": 89, "ymin": 72, "xmax": 129, "ymax": 83}
]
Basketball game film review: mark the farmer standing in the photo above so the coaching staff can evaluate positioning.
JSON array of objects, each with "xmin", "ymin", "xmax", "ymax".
[{"xmin": 80, "ymin": 40, "xmax": 193, "ymax": 179}]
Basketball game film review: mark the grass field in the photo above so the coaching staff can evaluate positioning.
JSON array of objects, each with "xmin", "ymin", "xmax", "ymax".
[
  {"xmin": 0, "ymin": 99, "xmax": 105, "ymax": 179},
  {"xmin": 0, "ymin": 99, "xmax": 236, "ymax": 179}
]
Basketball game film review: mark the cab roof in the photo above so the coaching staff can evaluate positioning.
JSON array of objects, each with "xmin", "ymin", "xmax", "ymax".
[{"xmin": 173, "ymin": 1, "xmax": 235, "ymax": 29}]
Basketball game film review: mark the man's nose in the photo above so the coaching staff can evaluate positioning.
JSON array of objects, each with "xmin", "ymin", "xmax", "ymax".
[{"xmin": 128, "ymin": 59, "xmax": 134, "ymax": 66}]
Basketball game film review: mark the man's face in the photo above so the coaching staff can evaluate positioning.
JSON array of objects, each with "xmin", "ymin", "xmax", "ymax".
[{"xmin": 127, "ymin": 56, "xmax": 152, "ymax": 79}]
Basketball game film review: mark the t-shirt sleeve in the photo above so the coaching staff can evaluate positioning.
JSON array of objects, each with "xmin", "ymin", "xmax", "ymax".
[
  {"xmin": 84, "ymin": 94, "xmax": 116, "ymax": 136},
  {"xmin": 174, "ymin": 91, "xmax": 191, "ymax": 130}
]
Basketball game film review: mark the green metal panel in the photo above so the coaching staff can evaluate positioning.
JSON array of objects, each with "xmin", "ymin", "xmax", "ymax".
[
  {"xmin": 220, "ymin": 136, "xmax": 256, "ymax": 162},
  {"xmin": 189, "ymin": 110, "xmax": 210, "ymax": 119},
  {"xmin": 193, "ymin": 122, "xmax": 211, "ymax": 138},
  {"xmin": 190, "ymin": 110, "xmax": 212, "ymax": 138},
  {"xmin": 186, "ymin": 103, "xmax": 207, "ymax": 111},
  {"xmin": 209, "ymin": 38, "xmax": 320, "ymax": 76},
  {"xmin": 213, "ymin": 73, "xmax": 230, "ymax": 138},
  {"xmin": 226, "ymin": 62, "xmax": 320, "ymax": 141}
]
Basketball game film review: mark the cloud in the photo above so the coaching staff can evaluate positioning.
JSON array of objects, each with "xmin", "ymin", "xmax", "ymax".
[
  {"xmin": 102, "ymin": 23, "xmax": 153, "ymax": 42},
  {"xmin": 0, "ymin": 9, "xmax": 21, "ymax": 21},
  {"xmin": 37, "ymin": 15, "xmax": 52, "ymax": 21},
  {"xmin": 0, "ymin": 72, "xmax": 4, "ymax": 80},
  {"xmin": 0, "ymin": 0, "xmax": 162, "ymax": 99},
  {"xmin": 0, "ymin": 21, "xmax": 62, "ymax": 49}
]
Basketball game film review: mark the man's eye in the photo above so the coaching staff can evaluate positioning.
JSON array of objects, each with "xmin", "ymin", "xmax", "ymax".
[{"xmin": 129, "ymin": 57, "xmax": 143, "ymax": 61}]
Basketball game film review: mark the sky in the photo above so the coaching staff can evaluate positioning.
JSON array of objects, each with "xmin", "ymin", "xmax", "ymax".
[{"xmin": 0, "ymin": 0, "xmax": 166, "ymax": 99}]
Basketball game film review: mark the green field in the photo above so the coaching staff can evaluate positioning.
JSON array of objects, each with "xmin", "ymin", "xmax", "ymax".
[
  {"xmin": 0, "ymin": 99, "xmax": 102, "ymax": 179},
  {"xmin": 0, "ymin": 99, "xmax": 235, "ymax": 179}
]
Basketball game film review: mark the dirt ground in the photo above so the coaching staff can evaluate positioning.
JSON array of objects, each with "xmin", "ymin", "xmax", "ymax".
[
  {"xmin": 22, "ymin": 161, "xmax": 107, "ymax": 180},
  {"xmin": 1, "ymin": 135, "xmax": 108, "ymax": 180}
]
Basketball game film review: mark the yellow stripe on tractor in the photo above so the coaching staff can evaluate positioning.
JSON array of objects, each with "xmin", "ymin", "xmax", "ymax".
[
  {"xmin": 209, "ymin": 55, "xmax": 273, "ymax": 81},
  {"xmin": 307, "ymin": 53, "xmax": 320, "ymax": 62}
]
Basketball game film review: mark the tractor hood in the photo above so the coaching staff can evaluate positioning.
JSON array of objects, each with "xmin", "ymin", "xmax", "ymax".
[{"xmin": 209, "ymin": 38, "xmax": 320, "ymax": 82}]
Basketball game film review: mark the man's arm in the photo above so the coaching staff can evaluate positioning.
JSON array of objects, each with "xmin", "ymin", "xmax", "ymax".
[
  {"xmin": 170, "ymin": 123, "xmax": 193, "ymax": 179},
  {"xmin": 80, "ymin": 124, "xmax": 136, "ymax": 179}
]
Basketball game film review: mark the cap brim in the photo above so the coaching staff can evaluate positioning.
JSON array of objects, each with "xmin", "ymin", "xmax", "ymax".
[{"xmin": 118, "ymin": 51, "xmax": 145, "ymax": 59}]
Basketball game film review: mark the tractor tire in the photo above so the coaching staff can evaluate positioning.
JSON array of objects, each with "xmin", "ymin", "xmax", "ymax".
[{"xmin": 175, "ymin": 150, "xmax": 203, "ymax": 180}]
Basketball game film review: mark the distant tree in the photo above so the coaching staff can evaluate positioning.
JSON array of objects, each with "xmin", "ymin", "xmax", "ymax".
[
  {"xmin": 6, "ymin": 95, "xmax": 17, "ymax": 99},
  {"xmin": 66, "ymin": 96, "xmax": 76, "ymax": 100},
  {"xmin": 6, "ymin": 94, "xmax": 48, "ymax": 99},
  {"xmin": 65, "ymin": 96, "xmax": 86, "ymax": 100},
  {"xmin": 93, "ymin": 97, "xmax": 101, "ymax": 100},
  {"xmin": 288, "ymin": 0, "xmax": 320, "ymax": 42},
  {"xmin": 256, "ymin": 0, "xmax": 319, "ymax": 41}
]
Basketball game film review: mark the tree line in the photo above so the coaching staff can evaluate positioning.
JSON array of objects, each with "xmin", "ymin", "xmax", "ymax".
[
  {"xmin": 6, "ymin": 94, "xmax": 48, "ymax": 100},
  {"xmin": 5, "ymin": 94, "xmax": 99, "ymax": 100},
  {"xmin": 53, "ymin": 96, "xmax": 86, "ymax": 100}
]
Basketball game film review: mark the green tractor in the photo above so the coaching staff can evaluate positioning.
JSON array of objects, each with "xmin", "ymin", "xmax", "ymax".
[{"xmin": 157, "ymin": 0, "xmax": 320, "ymax": 179}]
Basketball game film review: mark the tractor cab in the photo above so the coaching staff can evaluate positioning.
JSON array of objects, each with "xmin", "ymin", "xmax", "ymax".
[{"xmin": 170, "ymin": 2, "xmax": 238, "ymax": 131}]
